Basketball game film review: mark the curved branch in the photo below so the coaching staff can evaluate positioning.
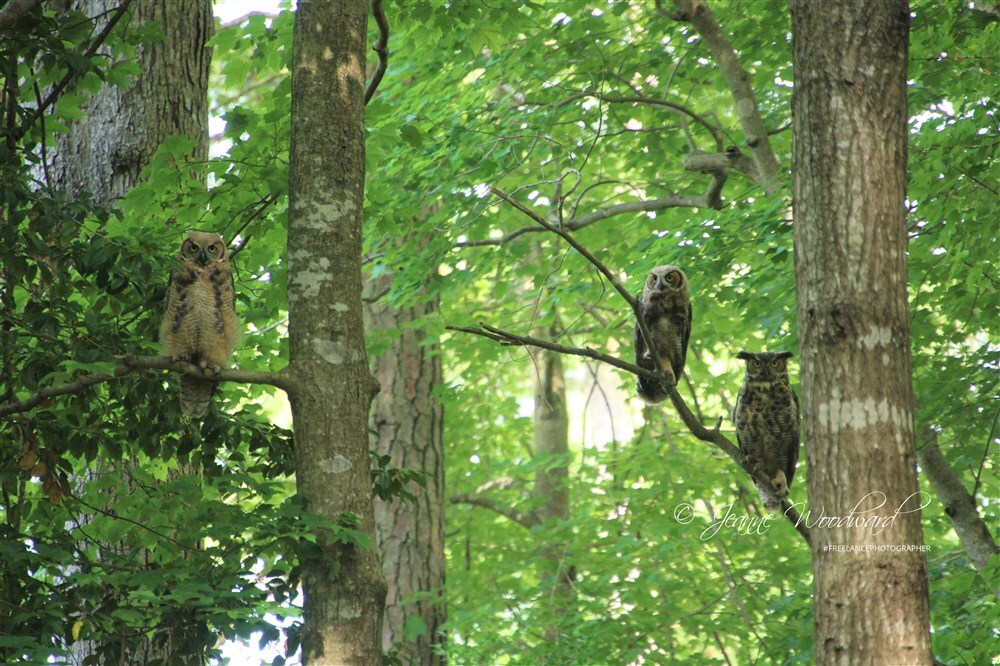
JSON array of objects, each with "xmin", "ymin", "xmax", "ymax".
[
  {"xmin": 0, "ymin": 355, "xmax": 293, "ymax": 417},
  {"xmin": 667, "ymin": 0, "xmax": 781, "ymax": 191},
  {"xmin": 364, "ymin": 0, "xmax": 389, "ymax": 105},
  {"xmin": 450, "ymin": 493, "xmax": 539, "ymax": 529}
]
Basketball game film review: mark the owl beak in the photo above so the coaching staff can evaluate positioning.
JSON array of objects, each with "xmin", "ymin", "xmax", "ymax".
[{"xmin": 195, "ymin": 248, "xmax": 210, "ymax": 266}]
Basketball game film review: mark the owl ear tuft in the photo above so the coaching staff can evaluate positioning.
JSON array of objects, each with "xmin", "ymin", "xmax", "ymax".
[
  {"xmin": 736, "ymin": 351, "xmax": 755, "ymax": 361},
  {"xmin": 777, "ymin": 351, "xmax": 794, "ymax": 360}
]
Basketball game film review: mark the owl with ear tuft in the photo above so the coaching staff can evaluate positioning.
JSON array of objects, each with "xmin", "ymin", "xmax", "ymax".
[
  {"xmin": 633, "ymin": 265, "xmax": 691, "ymax": 404},
  {"xmin": 732, "ymin": 351, "xmax": 800, "ymax": 511},
  {"xmin": 160, "ymin": 231, "xmax": 239, "ymax": 418}
]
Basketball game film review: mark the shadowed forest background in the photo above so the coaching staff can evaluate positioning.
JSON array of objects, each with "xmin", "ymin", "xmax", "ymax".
[{"xmin": 0, "ymin": 1, "xmax": 997, "ymax": 664}]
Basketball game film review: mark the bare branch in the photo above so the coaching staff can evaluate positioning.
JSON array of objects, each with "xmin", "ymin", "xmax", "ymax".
[
  {"xmin": 447, "ymin": 321, "xmax": 811, "ymax": 546},
  {"xmin": 544, "ymin": 91, "xmax": 722, "ymax": 150},
  {"xmin": 487, "ymin": 187, "xmax": 666, "ymax": 380},
  {"xmin": 0, "ymin": 355, "xmax": 292, "ymax": 417},
  {"xmin": 457, "ymin": 164, "xmax": 726, "ymax": 250},
  {"xmin": 669, "ymin": 0, "xmax": 781, "ymax": 191},
  {"xmin": 447, "ymin": 324, "xmax": 658, "ymax": 380},
  {"xmin": 916, "ymin": 428, "xmax": 998, "ymax": 571},
  {"xmin": 450, "ymin": 493, "xmax": 539, "ymax": 529},
  {"xmin": 364, "ymin": 0, "xmax": 389, "ymax": 105}
]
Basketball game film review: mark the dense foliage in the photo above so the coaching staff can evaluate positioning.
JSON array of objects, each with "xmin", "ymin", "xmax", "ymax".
[{"xmin": 0, "ymin": 1, "xmax": 995, "ymax": 664}]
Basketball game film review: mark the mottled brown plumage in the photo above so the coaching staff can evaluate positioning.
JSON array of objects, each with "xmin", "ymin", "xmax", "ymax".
[
  {"xmin": 633, "ymin": 265, "xmax": 691, "ymax": 404},
  {"xmin": 732, "ymin": 351, "xmax": 800, "ymax": 511},
  {"xmin": 160, "ymin": 231, "xmax": 239, "ymax": 418}
]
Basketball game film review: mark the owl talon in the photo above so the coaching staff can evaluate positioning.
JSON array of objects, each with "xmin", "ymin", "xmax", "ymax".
[{"xmin": 771, "ymin": 470, "xmax": 789, "ymax": 497}]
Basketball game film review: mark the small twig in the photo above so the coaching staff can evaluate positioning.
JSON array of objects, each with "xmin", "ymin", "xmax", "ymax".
[
  {"xmin": 364, "ymin": 0, "xmax": 389, "ymax": 105},
  {"xmin": 0, "ymin": 355, "xmax": 293, "ymax": 417}
]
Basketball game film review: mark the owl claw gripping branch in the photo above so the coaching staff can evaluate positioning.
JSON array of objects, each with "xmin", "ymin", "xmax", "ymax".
[
  {"xmin": 633, "ymin": 265, "xmax": 692, "ymax": 404},
  {"xmin": 160, "ymin": 231, "xmax": 240, "ymax": 419}
]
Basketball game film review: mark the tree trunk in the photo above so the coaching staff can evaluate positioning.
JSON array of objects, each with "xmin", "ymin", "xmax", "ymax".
[
  {"xmin": 530, "ymin": 328, "xmax": 574, "ymax": 642},
  {"xmin": 42, "ymin": 2, "xmax": 212, "ymax": 663},
  {"xmin": 790, "ymin": 2, "xmax": 932, "ymax": 664},
  {"xmin": 366, "ymin": 278, "xmax": 446, "ymax": 664},
  {"xmin": 287, "ymin": 2, "xmax": 386, "ymax": 663},
  {"xmin": 45, "ymin": 0, "xmax": 211, "ymax": 204}
]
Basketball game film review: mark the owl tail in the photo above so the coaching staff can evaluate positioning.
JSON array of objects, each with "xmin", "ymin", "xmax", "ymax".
[
  {"xmin": 636, "ymin": 377, "xmax": 670, "ymax": 405},
  {"xmin": 179, "ymin": 375, "xmax": 216, "ymax": 418},
  {"xmin": 755, "ymin": 483, "xmax": 781, "ymax": 512}
]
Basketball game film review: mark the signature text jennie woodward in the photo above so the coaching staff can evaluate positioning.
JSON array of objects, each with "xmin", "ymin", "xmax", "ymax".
[{"xmin": 675, "ymin": 491, "xmax": 932, "ymax": 541}]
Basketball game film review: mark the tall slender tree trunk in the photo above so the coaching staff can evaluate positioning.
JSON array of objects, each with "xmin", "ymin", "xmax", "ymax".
[
  {"xmin": 530, "ymin": 324, "xmax": 574, "ymax": 643},
  {"xmin": 366, "ymin": 276, "xmax": 446, "ymax": 664},
  {"xmin": 42, "ymin": 2, "xmax": 212, "ymax": 663},
  {"xmin": 790, "ymin": 2, "xmax": 932, "ymax": 663},
  {"xmin": 286, "ymin": 2, "xmax": 386, "ymax": 663}
]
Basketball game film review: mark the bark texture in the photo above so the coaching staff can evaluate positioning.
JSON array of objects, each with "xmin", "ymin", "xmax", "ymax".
[
  {"xmin": 790, "ymin": 1, "xmax": 932, "ymax": 664},
  {"xmin": 46, "ymin": 0, "xmax": 212, "ymax": 205},
  {"xmin": 366, "ymin": 281, "xmax": 446, "ymax": 664},
  {"xmin": 287, "ymin": 2, "xmax": 385, "ymax": 663}
]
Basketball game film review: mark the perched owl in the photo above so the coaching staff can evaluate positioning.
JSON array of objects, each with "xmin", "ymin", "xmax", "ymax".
[
  {"xmin": 732, "ymin": 351, "xmax": 800, "ymax": 511},
  {"xmin": 633, "ymin": 265, "xmax": 691, "ymax": 404},
  {"xmin": 159, "ymin": 231, "xmax": 239, "ymax": 418}
]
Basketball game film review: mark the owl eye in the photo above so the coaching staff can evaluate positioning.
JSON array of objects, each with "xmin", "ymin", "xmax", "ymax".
[
  {"xmin": 188, "ymin": 243, "xmax": 199, "ymax": 252},
  {"xmin": 666, "ymin": 272, "xmax": 677, "ymax": 283},
  {"xmin": 770, "ymin": 360, "xmax": 782, "ymax": 369},
  {"xmin": 208, "ymin": 244, "xmax": 218, "ymax": 252},
  {"xmin": 751, "ymin": 359, "xmax": 762, "ymax": 369}
]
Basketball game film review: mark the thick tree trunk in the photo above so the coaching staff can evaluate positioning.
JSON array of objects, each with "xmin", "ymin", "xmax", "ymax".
[
  {"xmin": 790, "ymin": 2, "xmax": 932, "ymax": 664},
  {"xmin": 42, "ymin": 2, "xmax": 212, "ymax": 663},
  {"xmin": 287, "ymin": 2, "xmax": 385, "ymax": 663},
  {"xmin": 46, "ymin": 0, "xmax": 211, "ymax": 204},
  {"xmin": 366, "ymin": 279, "xmax": 446, "ymax": 664}
]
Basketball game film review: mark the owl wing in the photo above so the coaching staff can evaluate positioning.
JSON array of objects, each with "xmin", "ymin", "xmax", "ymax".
[
  {"xmin": 678, "ymin": 300, "xmax": 692, "ymax": 378},
  {"xmin": 633, "ymin": 309, "xmax": 649, "ymax": 370}
]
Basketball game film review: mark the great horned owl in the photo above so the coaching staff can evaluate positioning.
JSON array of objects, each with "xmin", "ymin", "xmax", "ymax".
[
  {"xmin": 159, "ymin": 231, "xmax": 239, "ymax": 418},
  {"xmin": 732, "ymin": 351, "xmax": 800, "ymax": 511},
  {"xmin": 633, "ymin": 265, "xmax": 691, "ymax": 404}
]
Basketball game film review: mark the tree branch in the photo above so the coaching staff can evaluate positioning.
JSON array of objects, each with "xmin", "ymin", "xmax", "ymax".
[
  {"xmin": 449, "ymin": 493, "xmax": 539, "ymax": 529},
  {"xmin": 0, "ymin": 355, "xmax": 293, "ymax": 417},
  {"xmin": 545, "ymin": 91, "xmax": 723, "ymax": 150},
  {"xmin": 456, "ymin": 164, "xmax": 727, "ymax": 249},
  {"xmin": 487, "ymin": 186, "xmax": 667, "ymax": 381},
  {"xmin": 916, "ymin": 428, "xmax": 998, "ymax": 571},
  {"xmin": 364, "ymin": 0, "xmax": 389, "ymax": 105},
  {"xmin": 447, "ymin": 322, "xmax": 811, "ymax": 546},
  {"xmin": 665, "ymin": 0, "xmax": 781, "ymax": 191}
]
